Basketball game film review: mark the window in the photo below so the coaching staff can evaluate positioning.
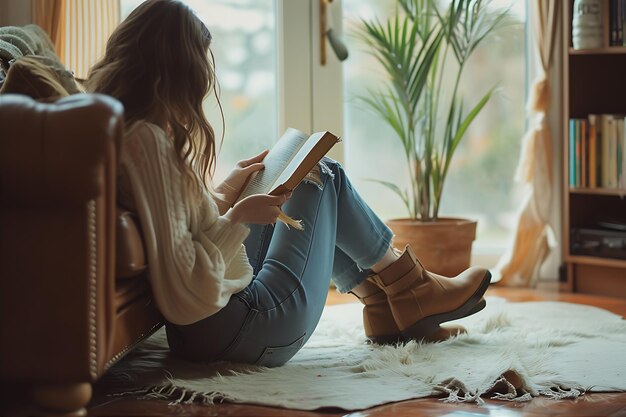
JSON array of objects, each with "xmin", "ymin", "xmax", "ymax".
[{"xmin": 341, "ymin": 0, "xmax": 527, "ymax": 255}]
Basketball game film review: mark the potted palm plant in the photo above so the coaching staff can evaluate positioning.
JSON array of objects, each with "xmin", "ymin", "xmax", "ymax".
[{"xmin": 359, "ymin": 0, "xmax": 507, "ymax": 276}]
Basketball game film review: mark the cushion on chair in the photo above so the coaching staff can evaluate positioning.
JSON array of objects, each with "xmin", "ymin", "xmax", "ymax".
[
  {"xmin": 0, "ymin": 55, "xmax": 73, "ymax": 100},
  {"xmin": 115, "ymin": 208, "xmax": 148, "ymax": 279}
]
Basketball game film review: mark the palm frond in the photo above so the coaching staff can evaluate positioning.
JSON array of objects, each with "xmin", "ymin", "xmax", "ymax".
[
  {"xmin": 365, "ymin": 179, "xmax": 412, "ymax": 215},
  {"xmin": 447, "ymin": 87, "xmax": 495, "ymax": 162},
  {"xmin": 359, "ymin": 91, "xmax": 409, "ymax": 154}
]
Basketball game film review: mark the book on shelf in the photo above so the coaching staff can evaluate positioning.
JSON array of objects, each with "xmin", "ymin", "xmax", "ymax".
[
  {"xmin": 601, "ymin": 115, "xmax": 613, "ymax": 187},
  {"xmin": 588, "ymin": 114, "xmax": 598, "ymax": 187},
  {"xmin": 569, "ymin": 114, "xmax": 626, "ymax": 190},
  {"xmin": 616, "ymin": 120, "xmax": 623, "ymax": 186},
  {"xmin": 609, "ymin": 0, "xmax": 626, "ymax": 46},
  {"xmin": 569, "ymin": 119, "xmax": 577, "ymax": 187},
  {"xmin": 237, "ymin": 127, "xmax": 340, "ymax": 230},
  {"xmin": 576, "ymin": 119, "xmax": 588, "ymax": 187}
]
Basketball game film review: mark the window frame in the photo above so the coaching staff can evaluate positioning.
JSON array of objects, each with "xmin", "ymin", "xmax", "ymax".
[{"xmin": 278, "ymin": 0, "xmax": 345, "ymax": 163}]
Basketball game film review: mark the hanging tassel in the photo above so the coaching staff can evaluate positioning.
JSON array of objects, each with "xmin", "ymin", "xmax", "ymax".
[{"xmin": 278, "ymin": 211, "xmax": 304, "ymax": 230}]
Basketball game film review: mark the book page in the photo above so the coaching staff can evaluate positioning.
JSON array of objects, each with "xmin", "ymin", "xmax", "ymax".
[
  {"xmin": 238, "ymin": 128, "xmax": 309, "ymax": 200},
  {"xmin": 270, "ymin": 131, "xmax": 327, "ymax": 192}
]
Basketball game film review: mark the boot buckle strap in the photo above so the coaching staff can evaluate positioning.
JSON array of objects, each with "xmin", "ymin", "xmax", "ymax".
[
  {"xmin": 348, "ymin": 290, "xmax": 387, "ymax": 305},
  {"xmin": 361, "ymin": 290, "xmax": 387, "ymax": 305},
  {"xmin": 368, "ymin": 265, "xmax": 420, "ymax": 296}
]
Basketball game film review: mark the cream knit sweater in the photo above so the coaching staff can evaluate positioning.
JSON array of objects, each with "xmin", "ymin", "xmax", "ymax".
[{"xmin": 118, "ymin": 122, "xmax": 253, "ymax": 325}]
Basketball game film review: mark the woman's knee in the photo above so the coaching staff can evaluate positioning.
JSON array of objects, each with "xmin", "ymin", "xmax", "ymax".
[
  {"xmin": 321, "ymin": 157, "xmax": 343, "ymax": 177},
  {"xmin": 320, "ymin": 157, "xmax": 353, "ymax": 194}
]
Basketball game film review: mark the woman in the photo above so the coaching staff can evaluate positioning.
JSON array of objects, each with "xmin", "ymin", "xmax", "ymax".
[{"xmin": 86, "ymin": 0, "xmax": 490, "ymax": 367}]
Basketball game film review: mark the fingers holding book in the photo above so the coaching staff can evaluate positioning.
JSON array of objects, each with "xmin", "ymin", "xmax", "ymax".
[
  {"xmin": 215, "ymin": 149, "xmax": 269, "ymax": 206},
  {"xmin": 225, "ymin": 192, "xmax": 295, "ymax": 227},
  {"xmin": 238, "ymin": 149, "xmax": 269, "ymax": 168}
]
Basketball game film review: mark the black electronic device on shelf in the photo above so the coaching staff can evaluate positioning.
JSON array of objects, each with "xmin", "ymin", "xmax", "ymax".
[{"xmin": 571, "ymin": 220, "xmax": 626, "ymax": 260}]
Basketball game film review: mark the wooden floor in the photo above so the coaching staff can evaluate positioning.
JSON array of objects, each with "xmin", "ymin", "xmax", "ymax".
[{"xmin": 3, "ymin": 283, "xmax": 626, "ymax": 417}]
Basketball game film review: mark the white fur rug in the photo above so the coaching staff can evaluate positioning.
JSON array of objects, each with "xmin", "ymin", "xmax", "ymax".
[{"xmin": 107, "ymin": 297, "xmax": 626, "ymax": 410}]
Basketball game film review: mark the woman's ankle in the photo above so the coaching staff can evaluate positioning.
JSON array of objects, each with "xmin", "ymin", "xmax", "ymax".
[{"xmin": 370, "ymin": 246, "xmax": 401, "ymax": 274}]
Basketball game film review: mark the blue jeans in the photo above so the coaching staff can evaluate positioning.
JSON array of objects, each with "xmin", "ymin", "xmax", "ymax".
[{"xmin": 165, "ymin": 159, "xmax": 393, "ymax": 367}]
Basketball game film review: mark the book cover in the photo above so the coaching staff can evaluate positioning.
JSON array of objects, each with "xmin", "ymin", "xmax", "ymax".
[
  {"xmin": 237, "ymin": 127, "xmax": 340, "ymax": 229},
  {"xmin": 238, "ymin": 128, "xmax": 339, "ymax": 200}
]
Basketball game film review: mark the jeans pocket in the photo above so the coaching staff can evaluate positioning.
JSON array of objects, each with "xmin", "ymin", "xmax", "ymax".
[{"xmin": 255, "ymin": 333, "xmax": 307, "ymax": 368}]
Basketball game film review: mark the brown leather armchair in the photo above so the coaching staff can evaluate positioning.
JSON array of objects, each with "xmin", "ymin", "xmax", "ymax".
[{"xmin": 0, "ymin": 94, "xmax": 163, "ymax": 415}]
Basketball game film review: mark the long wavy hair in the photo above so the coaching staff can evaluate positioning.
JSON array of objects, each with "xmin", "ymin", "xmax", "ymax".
[{"xmin": 86, "ymin": 0, "xmax": 220, "ymax": 199}]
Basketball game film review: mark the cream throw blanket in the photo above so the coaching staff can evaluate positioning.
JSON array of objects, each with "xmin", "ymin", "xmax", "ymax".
[{"xmin": 108, "ymin": 297, "xmax": 626, "ymax": 410}]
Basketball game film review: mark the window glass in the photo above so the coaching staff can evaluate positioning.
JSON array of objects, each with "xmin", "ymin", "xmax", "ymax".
[
  {"xmin": 120, "ymin": 0, "xmax": 278, "ymax": 182},
  {"xmin": 342, "ymin": 0, "xmax": 527, "ymax": 252}
]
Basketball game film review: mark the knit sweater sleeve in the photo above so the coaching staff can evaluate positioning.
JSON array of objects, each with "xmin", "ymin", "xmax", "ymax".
[{"xmin": 120, "ymin": 122, "xmax": 253, "ymax": 325}]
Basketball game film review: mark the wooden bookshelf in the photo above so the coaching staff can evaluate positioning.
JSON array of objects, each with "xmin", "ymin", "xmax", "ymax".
[
  {"xmin": 562, "ymin": 0, "xmax": 626, "ymax": 298},
  {"xmin": 565, "ymin": 254, "xmax": 626, "ymax": 269},
  {"xmin": 569, "ymin": 46, "xmax": 626, "ymax": 54},
  {"xmin": 569, "ymin": 187, "xmax": 626, "ymax": 196}
]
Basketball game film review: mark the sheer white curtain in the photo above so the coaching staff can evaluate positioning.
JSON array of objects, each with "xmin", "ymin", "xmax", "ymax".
[{"xmin": 494, "ymin": 0, "xmax": 560, "ymax": 287}]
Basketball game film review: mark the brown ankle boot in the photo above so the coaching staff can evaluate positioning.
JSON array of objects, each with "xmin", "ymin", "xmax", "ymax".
[
  {"xmin": 368, "ymin": 245, "xmax": 491, "ymax": 341},
  {"xmin": 351, "ymin": 279, "xmax": 487, "ymax": 344},
  {"xmin": 350, "ymin": 280, "xmax": 402, "ymax": 344}
]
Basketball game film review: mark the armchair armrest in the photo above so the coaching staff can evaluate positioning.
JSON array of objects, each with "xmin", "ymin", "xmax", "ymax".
[{"xmin": 0, "ymin": 94, "xmax": 124, "ymax": 383}]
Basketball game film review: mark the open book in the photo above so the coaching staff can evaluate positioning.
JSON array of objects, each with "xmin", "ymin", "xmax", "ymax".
[{"xmin": 237, "ymin": 128, "xmax": 340, "ymax": 229}]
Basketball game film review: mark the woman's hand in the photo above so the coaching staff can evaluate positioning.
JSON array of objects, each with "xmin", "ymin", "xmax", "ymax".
[
  {"xmin": 225, "ymin": 192, "xmax": 292, "ymax": 225},
  {"xmin": 215, "ymin": 150, "xmax": 269, "ymax": 208}
]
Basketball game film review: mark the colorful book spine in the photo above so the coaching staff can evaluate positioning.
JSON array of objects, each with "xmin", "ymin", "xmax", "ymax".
[
  {"xmin": 570, "ymin": 119, "xmax": 577, "ymax": 187},
  {"xmin": 588, "ymin": 114, "xmax": 598, "ymax": 188},
  {"xmin": 611, "ymin": 116, "xmax": 619, "ymax": 189},
  {"xmin": 621, "ymin": 117, "xmax": 626, "ymax": 190},
  {"xmin": 576, "ymin": 119, "xmax": 582, "ymax": 187},
  {"xmin": 578, "ymin": 119, "xmax": 588, "ymax": 187},
  {"xmin": 601, "ymin": 115, "xmax": 611, "ymax": 187},
  {"xmin": 569, "ymin": 115, "xmax": 626, "ymax": 190},
  {"xmin": 617, "ymin": 118, "xmax": 625, "ymax": 189}
]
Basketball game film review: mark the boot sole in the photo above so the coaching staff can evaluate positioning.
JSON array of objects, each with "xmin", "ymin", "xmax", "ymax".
[
  {"xmin": 399, "ymin": 270, "xmax": 492, "ymax": 342},
  {"xmin": 367, "ymin": 295, "xmax": 488, "ymax": 345}
]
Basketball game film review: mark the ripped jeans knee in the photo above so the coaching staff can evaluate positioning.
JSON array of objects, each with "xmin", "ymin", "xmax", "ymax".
[{"xmin": 302, "ymin": 157, "xmax": 337, "ymax": 190}]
